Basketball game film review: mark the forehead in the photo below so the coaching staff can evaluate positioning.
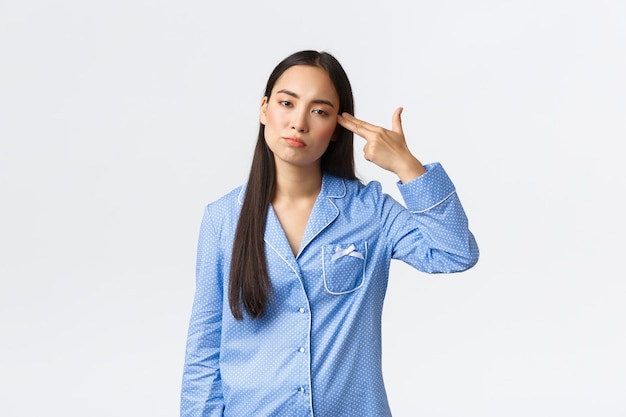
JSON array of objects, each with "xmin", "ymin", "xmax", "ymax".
[{"xmin": 272, "ymin": 65, "xmax": 339, "ymax": 103}]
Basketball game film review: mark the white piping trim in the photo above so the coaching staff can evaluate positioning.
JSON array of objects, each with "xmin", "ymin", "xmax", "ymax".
[{"xmin": 409, "ymin": 190, "xmax": 457, "ymax": 214}]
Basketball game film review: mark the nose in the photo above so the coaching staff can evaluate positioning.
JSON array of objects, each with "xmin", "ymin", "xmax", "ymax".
[{"xmin": 291, "ymin": 109, "xmax": 308, "ymax": 133}]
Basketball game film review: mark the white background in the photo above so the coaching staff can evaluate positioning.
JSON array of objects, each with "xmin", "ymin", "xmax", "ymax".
[{"xmin": 1, "ymin": 1, "xmax": 625, "ymax": 416}]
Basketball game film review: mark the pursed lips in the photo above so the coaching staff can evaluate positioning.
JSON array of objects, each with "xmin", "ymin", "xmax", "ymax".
[{"xmin": 283, "ymin": 136, "xmax": 305, "ymax": 147}]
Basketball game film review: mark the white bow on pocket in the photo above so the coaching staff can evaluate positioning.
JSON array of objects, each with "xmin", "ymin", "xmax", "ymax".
[{"xmin": 331, "ymin": 244, "xmax": 365, "ymax": 262}]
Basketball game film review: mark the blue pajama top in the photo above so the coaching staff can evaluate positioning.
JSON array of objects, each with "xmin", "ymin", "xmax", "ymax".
[{"xmin": 181, "ymin": 162, "xmax": 479, "ymax": 416}]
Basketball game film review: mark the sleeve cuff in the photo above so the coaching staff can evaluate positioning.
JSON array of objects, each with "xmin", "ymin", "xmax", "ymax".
[{"xmin": 396, "ymin": 162, "xmax": 456, "ymax": 212}]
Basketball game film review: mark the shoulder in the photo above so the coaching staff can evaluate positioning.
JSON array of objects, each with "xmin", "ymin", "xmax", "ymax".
[
  {"xmin": 203, "ymin": 184, "xmax": 244, "ymax": 224},
  {"xmin": 206, "ymin": 184, "xmax": 242, "ymax": 207}
]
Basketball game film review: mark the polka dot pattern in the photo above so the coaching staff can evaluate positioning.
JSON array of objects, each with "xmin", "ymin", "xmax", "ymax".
[{"xmin": 181, "ymin": 162, "xmax": 479, "ymax": 416}]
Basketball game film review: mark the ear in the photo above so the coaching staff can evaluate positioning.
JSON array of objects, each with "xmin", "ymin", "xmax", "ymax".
[{"xmin": 259, "ymin": 96, "xmax": 268, "ymax": 125}]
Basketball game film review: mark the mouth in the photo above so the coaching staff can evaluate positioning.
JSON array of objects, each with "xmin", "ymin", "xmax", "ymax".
[{"xmin": 283, "ymin": 136, "xmax": 305, "ymax": 148}]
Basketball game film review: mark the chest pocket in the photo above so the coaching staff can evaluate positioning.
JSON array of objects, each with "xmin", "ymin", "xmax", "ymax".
[{"xmin": 322, "ymin": 241, "xmax": 368, "ymax": 295}]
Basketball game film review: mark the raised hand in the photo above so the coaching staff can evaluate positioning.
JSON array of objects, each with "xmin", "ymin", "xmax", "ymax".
[{"xmin": 337, "ymin": 107, "xmax": 426, "ymax": 183}]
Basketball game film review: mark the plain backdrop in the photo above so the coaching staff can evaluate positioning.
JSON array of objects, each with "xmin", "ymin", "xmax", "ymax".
[{"xmin": 1, "ymin": 0, "xmax": 625, "ymax": 416}]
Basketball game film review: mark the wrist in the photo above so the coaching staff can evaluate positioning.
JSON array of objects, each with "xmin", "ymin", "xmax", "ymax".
[{"xmin": 395, "ymin": 156, "xmax": 426, "ymax": 184}]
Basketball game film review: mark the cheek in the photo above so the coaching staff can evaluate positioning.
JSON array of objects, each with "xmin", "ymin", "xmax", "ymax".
[
  {"xmin": 267, "ymin": 109, "xmax": 279, "ymax": 123},
  {"xmin": 264, "ymin": 106, "xmax": 284, "ymax": 128},
  {"xmin": 316, "ymin": 123, "xmax": 337, "ymax": 141},
  {"xmin": 264, "ymin": 112, "xmax": 277, "ymax": 128}
]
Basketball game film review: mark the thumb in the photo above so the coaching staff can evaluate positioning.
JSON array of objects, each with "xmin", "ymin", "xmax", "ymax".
[{"xmin": 391, "ymin": 107, "xmax": 404, "ymax": 134}]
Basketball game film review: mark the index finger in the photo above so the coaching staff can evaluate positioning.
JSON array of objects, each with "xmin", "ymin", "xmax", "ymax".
[{"xmin": 337, "ymin": 112, "xmax": 375, "ymax": 139}]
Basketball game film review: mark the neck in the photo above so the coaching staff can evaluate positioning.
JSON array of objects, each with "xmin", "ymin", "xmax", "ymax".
[{"xmin": 273, "ymin": 162, "xmax": 323, "ymax": 201}]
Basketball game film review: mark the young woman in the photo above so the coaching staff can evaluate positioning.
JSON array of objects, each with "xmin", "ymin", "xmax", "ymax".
[{"xmin": 181, "ymin": 50, "xmax": 479, "ymax": 417}]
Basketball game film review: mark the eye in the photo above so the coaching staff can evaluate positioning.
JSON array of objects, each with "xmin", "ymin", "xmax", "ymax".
[
  {"xmin": 312, "ymin": 109, "xmax": 328, "ymax": 116},
  {"xmin": 279, "ymin": 100, "xmax": 292, "ymax": 107}
]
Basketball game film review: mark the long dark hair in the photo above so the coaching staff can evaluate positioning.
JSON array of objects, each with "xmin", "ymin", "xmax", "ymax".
[{"xmin": 229, "ymin": 50, "xmax": 356, "ymax": 320}]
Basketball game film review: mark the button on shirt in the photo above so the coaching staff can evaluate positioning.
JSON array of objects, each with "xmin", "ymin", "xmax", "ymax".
[{"xmin": 181, "ymin": 163, "xmax": 479, "ymax": 417}]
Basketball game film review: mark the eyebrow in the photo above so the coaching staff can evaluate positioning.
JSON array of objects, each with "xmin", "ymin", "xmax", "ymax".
[{"xmin": 276, "ymin": 89, "xmax": 336, "ymax": 108}]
